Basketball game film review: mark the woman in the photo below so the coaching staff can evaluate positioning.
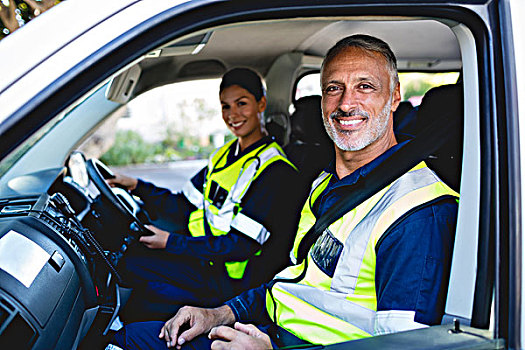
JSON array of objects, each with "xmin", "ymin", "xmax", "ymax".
[{"xmin": 109, "ymin": 68, "xmax": 302, "ymax": 323}]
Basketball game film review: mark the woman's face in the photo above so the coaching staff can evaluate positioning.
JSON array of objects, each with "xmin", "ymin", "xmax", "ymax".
[{"xmin": 220, "ymin": 85, "xmax": 266, "ymax": 149}]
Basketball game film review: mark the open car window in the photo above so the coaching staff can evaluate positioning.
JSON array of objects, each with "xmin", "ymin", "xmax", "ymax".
[
  {"xmin": 293, "ymin": 71, "xmax": 461, "ymax": 105},
  {"xmin": 77, "ymin": 79, "xmax": 228, "ymax": 191}
]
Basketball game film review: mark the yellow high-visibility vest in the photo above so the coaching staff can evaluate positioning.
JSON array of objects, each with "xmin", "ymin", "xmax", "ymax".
[
  {"xmin": 266, "ymin": 162, "xmax": 459, "ymax": 345},
  {"xmin": 182, "ymin": 139, "xmax": 294, "ymax": 279}
]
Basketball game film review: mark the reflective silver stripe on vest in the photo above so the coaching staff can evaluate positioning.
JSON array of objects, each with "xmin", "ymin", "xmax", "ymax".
[
  {"xmin": 224, "ymin": 146, "xmax": 283, "ymax": 213},
  {"xmin": 331, "ymin": 166, "xmax": 440, "ymax": 294},
  {"xmin": 289, "ymin": 171, "xmax": 331, "ymax": 265},
  {"xmin": 277, "ymin": 282, "xmax": 375, "ymax": 334},
  {"xmin": 290, "ymin": 250, "xmax": 297, "ymax": 265},
  {"xmin": 231, "ymin": 212, "xmax": 270, "ymax": 244},
  {"xmin": 182, "ymin": 181, "xmax": 204, "ymax": 209},
  {"xmin": 204, "ymin": 205, "xmax": 231, "ymax": 232},
  {"xmin": 374, "ymin": 310, "xmax": 427, "ymax": 335},
  {"xmin": 205, "ymin": 146, "xmax": 283, "ymax": 233},
  {"xmin": 309, "ymin": 171, "xmax": 331, "ymax": 197},
  {"xmin": 208, "ymin": 146, "xmax": 223, "ymax": 170}
]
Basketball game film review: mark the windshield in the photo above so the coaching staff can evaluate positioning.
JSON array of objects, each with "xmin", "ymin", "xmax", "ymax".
[{"xmin": 0, "ymin": 113, "xmax": 65, "ymax": 178}]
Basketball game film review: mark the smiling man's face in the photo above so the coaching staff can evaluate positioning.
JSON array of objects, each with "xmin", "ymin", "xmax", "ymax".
[{"xmin": 321, "ymin": 46, "xmax": 400, "ymax": 153}]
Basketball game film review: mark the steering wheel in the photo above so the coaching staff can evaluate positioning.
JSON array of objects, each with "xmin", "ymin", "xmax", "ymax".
[{"xmin": 85, "ymin": 158, "xmax": 151, "ymax": 237}]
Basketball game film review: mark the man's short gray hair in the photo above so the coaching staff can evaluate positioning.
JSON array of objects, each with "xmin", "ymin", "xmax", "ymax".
[{"xmin": 321, "ymin": 34, "xmax": 399, "ymax": 91}]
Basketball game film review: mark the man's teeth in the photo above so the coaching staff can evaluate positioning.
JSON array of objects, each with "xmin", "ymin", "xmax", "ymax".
[
  {"xmin": 339, "ymin": 119, "xmax": 362, "ymax": 126},
  {"xmin": 231, "ymin": 121, "xmax": 244, "ymax": 127}
]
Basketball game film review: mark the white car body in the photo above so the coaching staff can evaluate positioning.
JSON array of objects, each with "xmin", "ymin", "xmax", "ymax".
[{"xmin": 0, "ymin": 0, "xmax": 523, "ymax": 348}]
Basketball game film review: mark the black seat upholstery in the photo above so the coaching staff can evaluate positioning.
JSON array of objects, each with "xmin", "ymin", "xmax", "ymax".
[
  {"xmin": 285, "ymin": 95, "xmax": 334, "ymax": 185},
  {"xmin": 393, "ymin": 100, "xmax": 415, "ymax": 133},
  {"xmin": 265, "ymin": 112, "xmax": 290, "ymax": 146},
  {"xmin": 404, "ymin": 84, "xmax": 464, "ymax": 192}
]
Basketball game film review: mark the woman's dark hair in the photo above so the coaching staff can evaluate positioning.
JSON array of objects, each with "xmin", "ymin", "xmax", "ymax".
[{"xmin": 219, "ymin": 67, "xmax": 266, "ymax": 101}]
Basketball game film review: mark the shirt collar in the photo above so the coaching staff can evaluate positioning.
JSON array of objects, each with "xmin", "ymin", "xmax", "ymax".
[
  {"xmin": 324, "ymin": 139, "xmax": 411, "ymax": 189},
  {"xmin": 227, "ymin": 135, "xmax": 274, "ymax": 163}
]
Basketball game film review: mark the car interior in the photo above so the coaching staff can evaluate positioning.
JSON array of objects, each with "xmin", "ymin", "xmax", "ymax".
[{"xmin": 0, "ymin": 6, "xmax": 494, "ymax": 349}]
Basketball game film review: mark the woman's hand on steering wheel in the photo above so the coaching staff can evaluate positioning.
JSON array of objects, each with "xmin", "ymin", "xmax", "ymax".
[
  {"xmin": 86, "ymin": 158, "xmax": 150, "ymax": 238},
  {"xmin": 106, "ymin": 173, "xmax": 139, "ymax": 192}
]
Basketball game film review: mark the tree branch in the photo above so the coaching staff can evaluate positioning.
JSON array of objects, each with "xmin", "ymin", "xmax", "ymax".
[
  {"xmin": 0, "ymin": 0, "xmax": 20, "ymax": 33},
  {"xmin": 24, "ymin": 0, "xmax": 56, "ymax": 16}
]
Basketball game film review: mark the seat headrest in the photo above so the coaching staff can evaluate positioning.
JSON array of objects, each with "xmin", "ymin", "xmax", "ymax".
[
  {"xmin": 290, "ymin": 95, "xmax": 331, "ymax": 147},
  {"xmin": 265, "ymin": 112, "xmax": 289, "ymax": 146},
  {"xmin": 393, "ymin": 101, "xmax": 415, "ymax": 135},
  {"xmin": 417, "ymin": 84, "xmax": 463, "ymax": 126},
  {"xmin": 416, "ymin": 83, "xmax": 464, "ymax": 192},
  {"xmin": 396, "ymin": 84, "xmax": 463, "ymax": 138}
]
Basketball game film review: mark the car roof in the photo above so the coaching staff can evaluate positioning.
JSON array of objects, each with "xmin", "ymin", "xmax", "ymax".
[
  {"xmin": 0, "ymin": 0, "xmax": 462, "ymax": 102},
  {"xmin": 134, "ymin": 18, "xmax": 461, "ymax": 96}
]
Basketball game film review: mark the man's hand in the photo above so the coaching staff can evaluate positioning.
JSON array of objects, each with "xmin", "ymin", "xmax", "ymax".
[
  {"xmin": 139, "ymin": 225, "xmax": 170, "ymax": 249},
  {"xmin": 209, "ymin": 322, "xmax": 272, "ymax": 350},
  {"xmin": 106, "ymin": 173, "xmax": 138, "ymax": 191},
  {"xmin": 160, "ymin": 305, "xmax": 236, "ymax": 349}
]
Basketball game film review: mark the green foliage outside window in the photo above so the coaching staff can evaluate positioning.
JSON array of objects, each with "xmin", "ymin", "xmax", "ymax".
[
  {"xmin": 399, "ymin": 72, "xmax": 460, "ymax": 102},
  {"xmin": 100, "ymin": 130, "xmax": 218, "ymax": 166},
  {"xmin": 100, "ymin": 130, "xmax": 160, "ymax": 166}
]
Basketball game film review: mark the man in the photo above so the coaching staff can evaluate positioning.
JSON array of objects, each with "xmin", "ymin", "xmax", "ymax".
[{"xmin": 112, "ymin": 34, "xmax": 459, "ymax": 349}]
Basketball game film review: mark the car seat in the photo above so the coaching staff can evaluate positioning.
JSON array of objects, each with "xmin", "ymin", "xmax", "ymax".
[
  {"xmin": 284, "ymin": 95, "xmax": 334, "ymax": 186},
  {"xmin": 406, "ymin": 83, "xmax": 464, "ymax": 192},
  {"xmin": 265, "ymin": 112, "xmax": 290, "ymax": 146}
]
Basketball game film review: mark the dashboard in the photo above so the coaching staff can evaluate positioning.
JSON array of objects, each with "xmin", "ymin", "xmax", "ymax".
[{"xmin": 0, "ymin": 160, "xmax": 134, "ymax": 349}]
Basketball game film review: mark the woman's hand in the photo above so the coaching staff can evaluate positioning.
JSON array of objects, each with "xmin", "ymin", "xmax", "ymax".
[
  {"xmin": 106, "ymin": 173, "xmax": 138, "ymax": 191},
  {"xmin": 160, "ymin": 305, "xmax": 236, "ymax": 349},
  {"xmin": 139, "ymin": 224, "xmax": 170, "ymax": 249}
]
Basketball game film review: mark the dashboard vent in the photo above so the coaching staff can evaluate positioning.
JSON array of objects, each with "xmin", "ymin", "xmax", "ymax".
[{"xmin": 0, "ymin": 296, "xmax": 37, "ymax": 349}]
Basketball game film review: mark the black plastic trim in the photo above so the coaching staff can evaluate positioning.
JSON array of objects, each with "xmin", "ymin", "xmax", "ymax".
[
  {"xmin": 471, "ymin": 1, "xmax": 497, "ymax": 329},
  {"xmin": 494, "ymin": 0, "xmax": 522, "ymax": 348}
]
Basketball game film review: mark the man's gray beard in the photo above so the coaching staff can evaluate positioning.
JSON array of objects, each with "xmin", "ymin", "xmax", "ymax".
[{"xmin": 323, "ymin": 96, "xmax": 393, "ymax": 152}]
